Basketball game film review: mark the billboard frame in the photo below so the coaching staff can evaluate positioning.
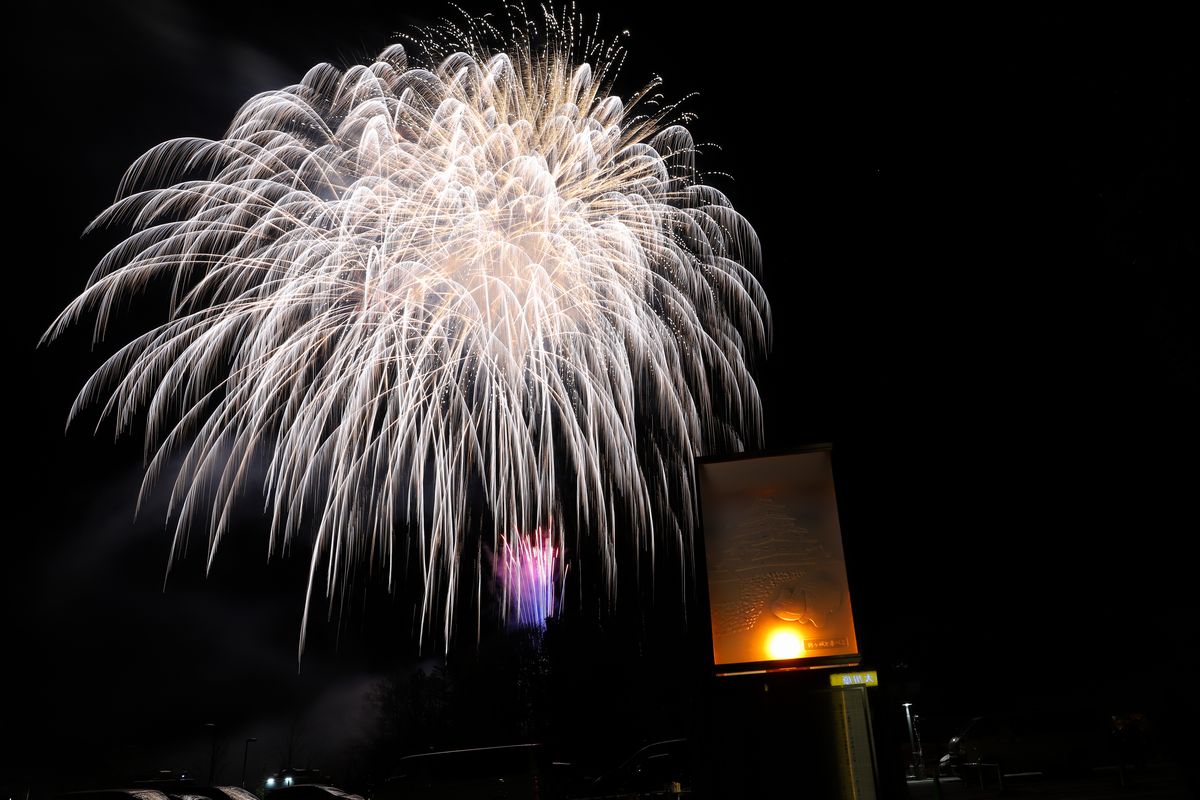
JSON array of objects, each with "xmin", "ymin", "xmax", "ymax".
[{"xmin": 694, "ymin": 443, "xmax": 862, "ymax": 676}]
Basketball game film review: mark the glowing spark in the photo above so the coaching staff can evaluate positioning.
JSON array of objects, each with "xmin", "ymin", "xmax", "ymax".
[
  {"xmin": 496, "ymin": 527, "xmax": 564, "ymax": 629},
  {"xmin": 45, "ymin": 9, "xmax": 769, "ymax": 653}
]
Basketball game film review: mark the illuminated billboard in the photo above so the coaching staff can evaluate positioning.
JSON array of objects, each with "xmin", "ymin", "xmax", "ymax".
[{"xmin": 698, "ymin": 448, "xmax": 859, "ymax": 673}]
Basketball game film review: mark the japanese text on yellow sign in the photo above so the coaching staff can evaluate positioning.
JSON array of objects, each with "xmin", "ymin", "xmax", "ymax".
[{"xmin": 829, "ymin": 670, "xmax": 878, "ymax": 687}]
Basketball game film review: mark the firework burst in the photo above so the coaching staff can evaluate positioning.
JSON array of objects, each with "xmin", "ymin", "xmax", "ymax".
[
  {"xmin": 46, "ymin": 8, "xmax": 769, "ymax": 652},
  {"xmin": 496, "ymin": 527, "xmax": 564, "ymax": 630}
]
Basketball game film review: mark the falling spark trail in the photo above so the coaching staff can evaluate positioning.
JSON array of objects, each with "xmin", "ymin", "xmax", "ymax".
[{"xmin": 45, "ymin": 8, "xmax": 769, "ymax": 654}]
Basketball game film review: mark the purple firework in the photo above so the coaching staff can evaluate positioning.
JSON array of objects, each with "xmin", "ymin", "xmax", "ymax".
[{"xmin": 497, "ymin": 528, "xmax": 564, "ymax": 629}]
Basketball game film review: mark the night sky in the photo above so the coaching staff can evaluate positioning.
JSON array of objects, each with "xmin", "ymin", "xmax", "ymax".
[{"xmin": 6, "ymin": 2, "xmax": 1197, "ymax": 792}]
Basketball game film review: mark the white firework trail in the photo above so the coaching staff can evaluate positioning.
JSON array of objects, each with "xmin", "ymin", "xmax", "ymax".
[{"xmin": 45, "ymin": 7, "xmax": 769, "ymax": 654}]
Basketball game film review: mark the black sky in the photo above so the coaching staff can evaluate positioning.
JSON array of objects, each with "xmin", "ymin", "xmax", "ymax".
[{"xmin": 6, "ymin": 1, "xmax": 1197, "ymax": 789}]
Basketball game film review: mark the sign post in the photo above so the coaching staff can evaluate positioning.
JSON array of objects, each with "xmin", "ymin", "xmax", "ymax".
[{"xmin": 696, "ymin": 447, "xmax": 879, "ymax": 798}]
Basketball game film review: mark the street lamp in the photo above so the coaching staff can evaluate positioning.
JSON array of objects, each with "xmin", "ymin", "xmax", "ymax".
[
  {"xmin": 242, "ymin": 737, "xmax": 258, "ymax": 788},
  {"xmin": 902, "ymin": 703, "xmax": 917, "ymax": 778}
]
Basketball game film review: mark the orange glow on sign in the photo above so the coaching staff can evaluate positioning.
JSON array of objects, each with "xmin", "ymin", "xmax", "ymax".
[
  {"xmin": 766, "ymin": 629, "xmax": 803, "ymax": 660},
  {"xmin": 700, "ymin": 450, "xmax": 860, "ymax": 673}
]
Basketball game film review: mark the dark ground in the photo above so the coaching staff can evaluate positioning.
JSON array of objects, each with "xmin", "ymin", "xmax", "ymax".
[{"xmin": 907, "ymin": 765, "xmax": 1192, "ymax": 800}]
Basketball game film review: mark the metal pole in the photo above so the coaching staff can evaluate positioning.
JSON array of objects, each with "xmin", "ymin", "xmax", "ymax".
[
  {"xmin": 903, "ymin": 704, "xmax": 916, "ymax": 777},
  {"xmin": 242, "ymin": 737, "xmax": 258, "ymax": 787},
  {"xmin": 914, "ymin": 712, "xmax": 925, "ymax": 778}
]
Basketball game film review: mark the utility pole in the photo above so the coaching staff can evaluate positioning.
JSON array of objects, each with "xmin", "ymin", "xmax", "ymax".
[{"xmin": 242, "ymin": 737, "xmax": 258, "ymax": 787}]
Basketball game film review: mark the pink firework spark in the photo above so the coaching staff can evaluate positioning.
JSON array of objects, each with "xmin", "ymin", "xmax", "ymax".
[{"xmin": 497, "ymin": 528, "xmax": 565, "ymax": 629}]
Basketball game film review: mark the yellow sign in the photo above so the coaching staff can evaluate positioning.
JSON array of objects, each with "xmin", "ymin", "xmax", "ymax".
[{"xmin": 830, "ymin": 670, "xmax": 878, "ymax": 687}]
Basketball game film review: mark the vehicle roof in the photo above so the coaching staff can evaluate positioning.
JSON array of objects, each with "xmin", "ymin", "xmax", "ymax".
[{"xmin": 56, "ymin": 792, "xmax": 172, "ymax": 800}]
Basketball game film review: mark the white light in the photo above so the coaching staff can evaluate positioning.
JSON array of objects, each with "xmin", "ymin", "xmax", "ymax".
[
  {"xmin": 284, "ymin": 777, "xmax": 294, "ymax": 787},
  {"xmin": 47, "ymin": 10, "xmax": 768, "ymax": 654},
  {"xmin": 266, "ymin": 778, "xmax": 275, "ymax": 788},
  {"xmin": 766, "ymin": 629, "xmax": 804, "ymax": 660}
]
